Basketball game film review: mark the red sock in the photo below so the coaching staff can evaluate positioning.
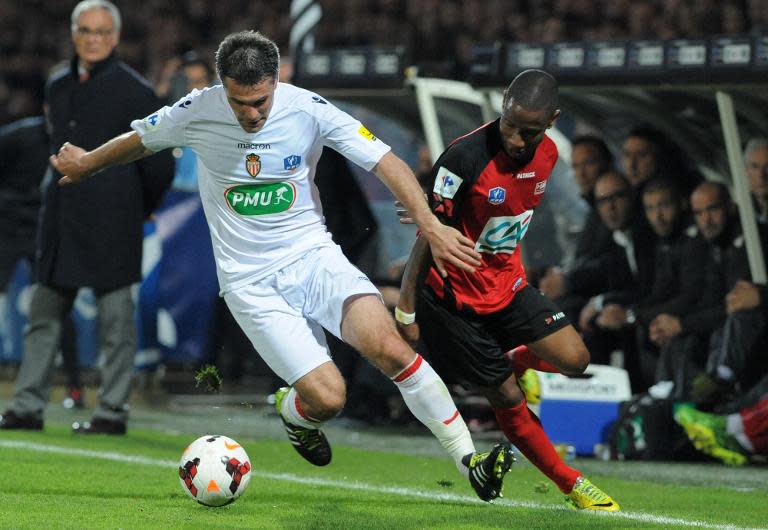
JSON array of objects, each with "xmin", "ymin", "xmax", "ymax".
[
  {"xmin": 494, "ymin": 400, "xmax": 581, "ymax": 493},
  {"xmin": 508, "ymin": 345, "xmax": 560, "ymax": 378}
]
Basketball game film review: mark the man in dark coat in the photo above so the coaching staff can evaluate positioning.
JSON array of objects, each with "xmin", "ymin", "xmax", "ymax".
[
  {"xmin": 0, "ymin": 115, "xmax": 84, "ymax": 407},
  {"xmin": 0, "ymin": 0, "xmax": 173, "ymax": 434}
]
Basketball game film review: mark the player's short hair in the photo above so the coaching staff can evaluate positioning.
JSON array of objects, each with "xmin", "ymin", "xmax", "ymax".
[
  {"xmin": 216, "ymin": 31, "xmax": 280, "ymax": 86},
  {"xmin": 70, "ymin": 0, "xmax": 121, "ymax": 34},
  {"xmin": 503, "ymin": 69, "xmax": 558, "ymax": 116}
]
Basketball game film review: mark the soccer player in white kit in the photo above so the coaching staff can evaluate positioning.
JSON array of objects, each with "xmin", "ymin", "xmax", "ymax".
[{"xmin": 50, "ymin": 30, "xmax": 513, "ymax": 501}]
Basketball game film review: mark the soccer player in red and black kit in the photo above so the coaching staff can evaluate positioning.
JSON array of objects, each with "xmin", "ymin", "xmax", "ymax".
[{"xmin": 397, "ymin": 69, "xmax": 620, "ymax": 511}]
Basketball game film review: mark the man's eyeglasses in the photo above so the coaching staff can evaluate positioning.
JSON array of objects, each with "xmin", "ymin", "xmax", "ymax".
[
  {"xmin": 595, "ymin": 189, "xmax": 630, "ymax": 206},
  {"xmin": 75, "ymin": 26, "xmax": 114, "ymax": 38}
]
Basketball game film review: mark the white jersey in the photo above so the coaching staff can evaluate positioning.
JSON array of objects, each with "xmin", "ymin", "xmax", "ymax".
[{"xmin": 131, "ymin": 82, "xmax": 391, "ymax": 293}]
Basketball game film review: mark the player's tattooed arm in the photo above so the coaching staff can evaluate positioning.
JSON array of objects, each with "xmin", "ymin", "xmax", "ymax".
[{"xmin": 52, "ymin": 131, "xmax": 155, "ymax": 185}]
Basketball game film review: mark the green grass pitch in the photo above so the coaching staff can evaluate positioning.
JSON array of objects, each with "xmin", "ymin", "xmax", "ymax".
[{"xmin": 1, "ymin": 423, "xmax": 766, "ymax": 530}]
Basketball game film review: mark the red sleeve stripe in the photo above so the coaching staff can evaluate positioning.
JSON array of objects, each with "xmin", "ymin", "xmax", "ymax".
[{"xmin": 392, "ymin": 354, "xmax": 424, "ymax": 382}]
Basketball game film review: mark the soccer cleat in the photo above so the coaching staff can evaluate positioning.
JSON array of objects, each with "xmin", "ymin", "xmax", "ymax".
[
  {"xmin": 566, "ymin": 476, "xmax": 620, "ymax": 511},
  {"xmin": 462, "ymin": 443, "xmax": 515, "ymax": 502},
  {"xmin": 518, "ymin": 368, "xmax": 541, "ymax": 404},
  {"xmin": 673, "ymin": 404, "xmax": 748, "ymax": 466},
  {"xmin": 274, "ymin": 387, "xmax": 332, "ymax": 467}
]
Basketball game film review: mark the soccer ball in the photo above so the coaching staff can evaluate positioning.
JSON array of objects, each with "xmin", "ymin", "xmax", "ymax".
[{"xmin": 178, "ymin": 434, "xmax": 252, "ymax": 507}]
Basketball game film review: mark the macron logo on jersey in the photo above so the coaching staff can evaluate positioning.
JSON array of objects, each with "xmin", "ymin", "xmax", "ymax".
[{"xmin": 433, "ymin": 167, "xmax": 463, "ymax": 199}]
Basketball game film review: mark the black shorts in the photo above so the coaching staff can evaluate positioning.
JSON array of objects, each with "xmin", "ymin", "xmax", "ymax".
[{"xmin": 416, "ymin": 284, "xmax": 570, "ymax": 388}]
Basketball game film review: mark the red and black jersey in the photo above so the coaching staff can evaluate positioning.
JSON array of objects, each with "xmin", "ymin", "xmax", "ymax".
[{"xmin": 426, "ymin": 118, "xmax": 558, "ymax": 315}]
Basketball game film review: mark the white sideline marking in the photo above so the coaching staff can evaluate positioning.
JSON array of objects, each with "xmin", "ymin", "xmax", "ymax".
[{"xmin": 0, "ymin": 440, "xmax": 763, "ymax": 530}]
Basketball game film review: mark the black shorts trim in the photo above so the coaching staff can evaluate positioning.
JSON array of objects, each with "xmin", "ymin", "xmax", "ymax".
[{"xmin": 417, "ymin": 284, "xmax": 570, "ymax": 388}]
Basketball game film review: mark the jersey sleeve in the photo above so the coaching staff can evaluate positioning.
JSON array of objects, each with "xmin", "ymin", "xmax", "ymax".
[
  {"xmin": 130, "ymin": 90, "xmax": 199, "ymax": 151},
  {"xmin": 429, "ymin": 144, "xmax": 473, "ymax": 224},
  {"xmin": 302, "ymin": 93, "xmax": 391, "ymax": 171}
]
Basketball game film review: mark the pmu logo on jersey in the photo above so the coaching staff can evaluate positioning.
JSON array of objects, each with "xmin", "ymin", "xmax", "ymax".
[
  {"xmin": 534, "ymin": 181, "xmax": 547, "ymax": 195},
  {"xmin": 245, "ymin": 153, "xmax": 261, "ymax": 178},
  {"xmin": 475, "ymin": 210, "xmax": 533, "ymax": 254},
  {"xmin": 488, "ymin": 187, "xmax": 506, "ymax": 204},
  {"xmin": 358, "ymin": 125, "xmax": 377, "ymax": 141},
  {"xmin": 545, "ymin": 312, "xmax": 565, "ymax": 325},
  {"xmin": 225, "ymin": 182, "xmax": 296, "ymax": 215},
  {"xmin": 283, "ymin": 155, "xmax": 301, "ymax": 171},
  {"xmin": 433, "ymin": 167, "xmax": 463, "ymax": 199}
]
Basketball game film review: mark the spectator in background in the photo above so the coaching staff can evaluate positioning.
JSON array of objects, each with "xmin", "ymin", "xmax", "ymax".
[
  {"xmin": 744, "ymin": 138, "xmax": 768, "ymax": 223},
  {"xmin": 569, "ymin": 135, "xmax": 615, "ymax": 265},
  {"xmin": 0, "ymin": 0, "xmax": 174, "ymax": 435},
  {"xmin": 650, "ymin": 182, "xmax": 757, "ymax": 401},
  {"xmin": 0, "ymin": 115, "xmax": 85, "ymax": 409},
  {"xmin": 621, "ymin": 126, "xmax": 700, "ymax": 196},
  {"xmin": 601, "ymin": 178, "xmax": 707, "ymax": 389},
  {"xmin": 539, "ymin": 171, "xmax": 656, "ymax": 388}
]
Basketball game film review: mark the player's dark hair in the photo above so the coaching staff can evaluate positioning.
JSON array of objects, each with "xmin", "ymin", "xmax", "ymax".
[
  {"xmin": 504, "ymin": 69, "xmax": 558, "ymax": 116},
  {"xmin": 572, "ymin": 135, "xmax": 613, "ymax": 171},
  {"xmin": 215, "ymin": 31, "xmax": 279, "ymax": 86}
]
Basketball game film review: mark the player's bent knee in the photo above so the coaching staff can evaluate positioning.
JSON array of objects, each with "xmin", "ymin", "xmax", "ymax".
[
  {"xmin": 366, "ymin": 331, "xmax": 414, "ymax": 377},
  {"xmin": 562, "ymin": 345, "xmax": 590, "ymax": 375}
]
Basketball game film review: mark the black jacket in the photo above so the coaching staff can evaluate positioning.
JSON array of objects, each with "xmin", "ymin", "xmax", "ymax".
[
  {"xmin": 0, "ymin": 116, "xmax": 49, "ymax": 241},
  {"xmin": 39, "ymin": 54, "xmax": 174, "ymax": 291},
  {"xmin": 565, "ymin": 212, "xmax": 657, "ymax": 305},
  {"xmin": 635, "ymin": 223, "xmax": 708, "ymax": 326},
  {"xmin": 681, "ymin": 220, "xmax": 767, "ymax": 335}
]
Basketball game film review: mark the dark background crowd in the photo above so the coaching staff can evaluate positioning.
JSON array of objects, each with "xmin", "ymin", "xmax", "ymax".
[{"xmin": 3, "ymin": 0, "xmax": 768, "ymax": 126}]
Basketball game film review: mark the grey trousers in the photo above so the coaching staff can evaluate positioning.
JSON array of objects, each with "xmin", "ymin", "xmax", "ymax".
[{"xmin": 12, "ymin": 283, "xmax": 136, "ymax": 423}]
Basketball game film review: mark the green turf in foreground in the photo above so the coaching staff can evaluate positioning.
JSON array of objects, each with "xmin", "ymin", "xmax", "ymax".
[{"xmin": 0, "ymin": 427, "xmax": 766, "ymax": 530}]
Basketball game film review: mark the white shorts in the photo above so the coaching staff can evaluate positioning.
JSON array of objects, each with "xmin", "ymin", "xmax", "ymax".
[{"xmin": 223, "ymin": 244, "xmax": 381, "ymax": 385}]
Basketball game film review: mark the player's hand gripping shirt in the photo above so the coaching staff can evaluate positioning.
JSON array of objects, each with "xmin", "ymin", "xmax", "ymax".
[
  {"xmin": 131, "ymin": 83, "xmax": 390, "ymax": 293},
  {"xmin": 427, "ymin": 119, "xmax": 558, "ymax": 314}
]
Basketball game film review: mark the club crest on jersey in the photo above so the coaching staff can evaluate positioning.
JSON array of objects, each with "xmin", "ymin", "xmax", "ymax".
[
  {"xmin": 488, "ymin": 187, "xmax": 506, "ymax": 204},
  {"xmin": 245, "ymin": 153, "xmax": 261, "ymax": 178},
  {"xmin": 433, "ymin": 167, "xmax": 463, "ymax": 199},
  {"xmin": 534, "ymin": 181, "xmax": 547, "ymax": 195}
]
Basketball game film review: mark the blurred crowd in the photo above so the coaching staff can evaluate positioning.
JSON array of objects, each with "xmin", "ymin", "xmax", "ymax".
[{"xmin": 3, "ymin": 0, "xmax": 768, "ymax": 125}]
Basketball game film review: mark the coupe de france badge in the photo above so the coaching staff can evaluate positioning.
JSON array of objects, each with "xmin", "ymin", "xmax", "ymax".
[{"xmin": 488, "ymin": 187, "xmax": 506, "ymax": 204}]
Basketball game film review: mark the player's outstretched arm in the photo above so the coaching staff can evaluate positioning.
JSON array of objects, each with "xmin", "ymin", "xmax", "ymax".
[
  {"xmin": 52, "ymin": 131, "xmax": 155, "ymax": 185},
  {"xmin": 374, "ymin": 152, "xmax": 480, "ymax": 276},
  {"xmin": 395, "ymin": 235, "xmax": 432, "ymax": 344}
]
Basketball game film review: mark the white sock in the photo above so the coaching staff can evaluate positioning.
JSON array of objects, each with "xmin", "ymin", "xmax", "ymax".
[
  {"xmin": 280, "ymin": 387, "xmax": 322, "ymax": 430},
  {"xmin": 392, "ymin": 355, "xmax": 475, "ymax": 475}
]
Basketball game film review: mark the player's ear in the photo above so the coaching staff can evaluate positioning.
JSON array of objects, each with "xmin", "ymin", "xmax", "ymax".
[{"xmin": 548, "ymin": 109, "xmax": 561, "ymax": 128}]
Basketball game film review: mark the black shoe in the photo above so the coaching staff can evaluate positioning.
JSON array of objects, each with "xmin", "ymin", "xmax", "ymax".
[
  {"xmin": 72, "ymin": 418, "xmax": 126, "ymax": 435},
  {"xmin": 275, "ymin": 387, "xmax": 332, "ymax": 466},
  {"xmin": 462, "ymin": 442, "xmax": 515, "ymax": 502},
  {"xmin": 0, "ymin": 409, "xmax": 43, "ymax": 430}
]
